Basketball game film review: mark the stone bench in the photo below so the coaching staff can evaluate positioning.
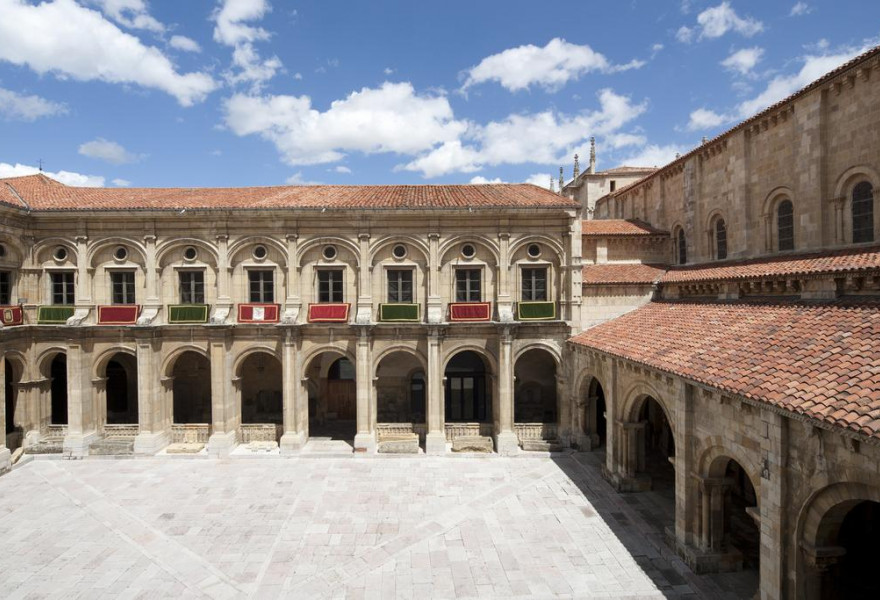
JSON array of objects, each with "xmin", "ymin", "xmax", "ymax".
[
  {"xmin": 165, "ymin": 442, "xmax": 205, "ymax": 454},
  {"xmin": 520, "ymin": 439, "xmax": 563, "ymax": 453},
  {"xmin": 378, "ymin": 433, "xmax": 419, "ymax": 454},
  {"xmin": 451, "ymin": 436, "xmax": 494, "ymax": 453}
]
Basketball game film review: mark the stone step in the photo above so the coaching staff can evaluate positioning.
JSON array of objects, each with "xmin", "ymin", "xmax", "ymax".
[
  {"xmin": 23, "ymin": 440, "xmax": 64, "ymax": 454},
  {"xmin": 90, "ymin": 438, "xmax": 135, "ymax": 456},
  {"xmin": 521, "ymin": 439, "xmax": 564, "ymax": 453},
  {"xmin": 451, "ymin": 436, "xmax": 494, "ymax": 453},
  {"xmin": 378, "ymin": 434, "xmax": 420, "ymax": 454}
]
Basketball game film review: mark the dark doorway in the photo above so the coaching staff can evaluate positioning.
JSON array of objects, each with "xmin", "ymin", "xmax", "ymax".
[
  {"xmin": 445, "ymin": 351, "xmax": 489, "ymax": 422},
  {"xmin": 106, "ymin": 354, "xmax": 138, "ymax": 424},
  {"xmin": 50, "ymin": 354, "xmax": 68, "ymax": 425},
  {"xmin": 172, "ymin": 351, "xmax": 211, "ymax": 424}
]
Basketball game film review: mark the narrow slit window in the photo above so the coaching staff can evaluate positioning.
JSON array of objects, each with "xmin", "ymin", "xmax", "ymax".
[
  {"xmin": 852, "ymin": 181, "xmax": 874, "ymax": 244},
  {"xmin": 777, "ymin": 200, "xmax": 794, "ymax": 251},
  {"xmin": 715, "ymin": 219, "xmax": 727, "ymax": 260}
]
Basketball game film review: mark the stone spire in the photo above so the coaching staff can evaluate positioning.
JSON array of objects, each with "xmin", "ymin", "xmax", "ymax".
[
  {"xmin": 588, "ymin": 137, "xmax": 596, "ymax": 174},
  {"xmin": 549, "ymin": 176, "xmax": 555, "ymax": 193},
  {"xmin": 573, "ymin": 154, "xmax": 580, "ymax": 181},
  {"xmin": 558, "ymin": 167, "xmax": 564, "ymax": 194}
]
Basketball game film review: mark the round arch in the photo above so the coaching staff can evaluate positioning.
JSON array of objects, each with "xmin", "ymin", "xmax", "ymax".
[
  {"xmin": 227, "ymin": 235, "xmax": 289, "ymax": 266},
  {"xmin": 36, "ymin": 347, "xmax": 68, "ymax": 378},
  {"xmin": 92, "ymin": 346, "xmax": 137, "ymax": 379},
  {"xmin": 438, "ymin": 235, "xmax": 501, "ymax": 264},
  {"xmin": 833, "ymin": 165, "xmax": 880, "ymax": 199},
  {"xmin": 373, "ymin": 346, "xmax": 427, "ymax": 376},
  {"xmin": 698, "ymin": 440, "xmax": 762, "ymax": 494},
  {"xmin": 296, "ymin": 236, "xmax": 361, "ymax": 268},
  {"xmin": 799, "ymin": 481, "xmax": 880, "ymax": 549},
  {"xmin": 33, "ymin": 238, "xmax": 78, "ymax": 265},
  {"xmin": 513, "ymin": 342, "xmax": 562, "ymax": 367},
  {"xmin": 232, "ymin": 346, "xmax": 281, "ymax": 378},
  {"xmin": 300, "ymin": 344, "xmax": 356, "ymax": 375},
  {"xmin": 575, "ymin": 369, "xmax": 607, "ymax": 401},
  {"xmin": 441, "ymin": 345, "xmax": 497, "ymax": 375},
  {"xmin": 160, "ymin": 345, "xmax": 210, "ymax": 378},
  {"xmin": 3, "ymin": 351, "xmax": 27, "ymax": 382},
  {"xmin": 155, "ymin": 238, "xmax": 220, "ymax": 266},
  {"xmin": 761, "ymin": 185, "xmax": 796, "ymax": 217},
  {"xmin": 86, "ymin": 237, "xmax": 148, "ymax": 267},
  {"xmin": 368, "ymin": 235, "xmax": 430, "ymax": 265},
  {"xmin": 508, "ymin": 235, "xmax": 565, "ymax": 263},
  {"xmin": 621, "ymin": 381, "xmax": 674, "ymax": 430}
]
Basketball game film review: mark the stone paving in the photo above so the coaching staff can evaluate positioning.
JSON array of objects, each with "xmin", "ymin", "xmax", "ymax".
[{"xmin": 0, "ymin": 452, "xmax": 755, "ymax": 599}]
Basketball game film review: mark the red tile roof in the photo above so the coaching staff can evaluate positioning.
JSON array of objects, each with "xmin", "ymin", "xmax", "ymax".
[
  {"xmin": 582, "ymin": 263, "xmax": 667, "ymax": 285},
  {"xmin": 0, "ymin": 175, "xmax": 579, "ymax": 212},
  {"xmin": 582, "ymin": 219, "xmax": 668, "ymax": 237},
  {"xmin": 662, "ymin": 245, "xmax": 880, "ymax": 283},
  {"xmin": 571, "ymin": 300, "xmax": 880, "ymax": 439}
]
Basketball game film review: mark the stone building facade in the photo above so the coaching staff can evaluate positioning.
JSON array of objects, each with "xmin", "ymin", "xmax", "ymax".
[{"xmin": 1, "ymin": 42, "xmax": 880, "ymax": 600}]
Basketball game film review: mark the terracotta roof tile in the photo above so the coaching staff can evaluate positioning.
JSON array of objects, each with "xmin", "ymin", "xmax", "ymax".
[
  {"xmin": 570, "ymin": 300, "xmax": 880, "ymax": 439},
  {"xmin": 662, "ymin": 245, "xmax": 880, "ymax": 283},
  {"xmin": 582, "ymin": 263, "xmax": 667, "ymax": 285},
  {"xmin": 582, "ymin": 219, "xmax": 669, "ymax": 237},
  {"xmin": 0, "ymin": 175, "xmax": 579, "ymax": 212}
]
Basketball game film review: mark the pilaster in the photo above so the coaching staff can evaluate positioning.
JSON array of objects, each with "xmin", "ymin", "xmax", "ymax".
[
  {"xmin": 425, "ymin": 327, "xmax": 446, "ymax": 454},
  {"xmin": 353, "ymin": 326, "xmax": 376, "ymax": 452},
  {"xmin": 494, "ymin": 326, "xmax": 518, "ymax": 455},
  {"xmin": 63, "ymin": 342, "xmax": 98, "ymax": 456},
  {"xmin": 280, "ymin": 328, "xmax": 305, "ymax": 453},
  {"xmin": 206, "ymin": 329, "xmax": 235, "ymax": 456}
]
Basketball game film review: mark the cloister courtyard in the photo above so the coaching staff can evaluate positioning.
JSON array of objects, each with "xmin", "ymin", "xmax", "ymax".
[{"xmin": 0, "ymin": 452, "xmax": 757, "ymax": 599}]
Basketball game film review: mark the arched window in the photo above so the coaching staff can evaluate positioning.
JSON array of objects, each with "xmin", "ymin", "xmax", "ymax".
[
  {"xmin": 777, "ymin": 200, "xmax": 794, "ymax": 251},
  {"xmin": 676, "ymin": 228, "xmax": 687, "ymax": 265},
  {"xmin": 715, "ymin": 218, "xmax": 727, "ymax": 260},
  {"xmin": 852, "ymin": 181, "xmax": 874, "ymax": 243}
]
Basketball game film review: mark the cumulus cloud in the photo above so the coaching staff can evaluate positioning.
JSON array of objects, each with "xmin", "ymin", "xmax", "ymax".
[
  {"xmin": 78, "ymin": 138, "xmax": 142, "ymax": 165},
  {"xmin": 0, "ymin": 0, "xmax": 217, "ymax": 106},
  {"xmin": 469, "ymin": 176, "xmax": 504, "ymax": 184},
  {"xmin": 223, "ymin": 82, "xmax": 467, "ymax": 166},
  {"xmin": 686, "ymin": 108, "xmax": 732, "ymax": 131},
  {"xmin": 333, "ymin": 165, "xmax": 351, "ymax": 174},
  {"xmin": 0, "ymin": 162, "xmax": 105, "ymax": 187},
  {"xmin": 618, "ymin": 144, "xmax": 687, "ymax": 168},
  {"xmin": 285, "ymin": 172, "xmax": 320, "ymax": 185},
  {"xmin": 87, "ymin": 0, "xmax": 164, "ymax": 33},
  {"xmin": 169, "ymin": 35, "xmax": 201, "ymax": 53},
  {"xmin": 524, "ymin": 173, "xmax": 553, "ymax": 189},
  {"xmin": 402, "ymin": 88, "xmax": 647, "ymax": 178},
  {"xmin": 112, "ymin": 178, "xmax": 131, "ymax": 187},
  {"xmin": 790, "ymin": 2, "xmax": 812, "ymax": 16},
  {"xmin": 0, "ymin": 87, "xmax": 67, "ymax": 121},
  {"xmin": 678, "ymin": 2, "xmax": 764, "ymax": 43},
  {"xmin": 721, "ymin": 47, "xmax": 764, "ymax": 76},
  {"xmin": 461, "ymin": 38, "xmax": 644, "ymax": 93},
  {"xmin": 213, "ymin": 0, "xmax": 280, "ymax": 89}
]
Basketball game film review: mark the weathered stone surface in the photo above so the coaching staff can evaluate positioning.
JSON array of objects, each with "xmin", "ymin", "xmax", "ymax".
[
  {"xmin": 520, "ymin": 439, "xmax": 563, "ymax": 453},
  {"xmin": 377, "ymin": 434, "xmax": 419, "ymax": 454},
  {"xmin": 165, "ymin": 443, "xmax": 204, "ymax": 454},
  {"xmin": 89, "ymin": 438, "xmax": 134, "ymax": 456},
  {"xmin": 451, "ymin": 436, "xmax": 493, "ymax": 453}
]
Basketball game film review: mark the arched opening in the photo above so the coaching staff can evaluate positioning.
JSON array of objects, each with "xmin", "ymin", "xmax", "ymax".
[
  {"xmin": 626, "ymin": 396, "xmax": 675, "ymax": 532},
  {"xmin": 4, "ymin": 359, "xmax": 22, "ymax": 450},
  {"xmin": 811, "ymin": 499, "xmax": 880, "ymax": 599},
  {"xmin": 777, "ymin": 199, "xmax": 794, "ymax": 251},
  {"xmin": 444, "ymin": 351, "xmax": 490, "ymax": 424},
  {"xmin": 171, "ymin": 351, "xmax": 211, "ymax": 425},
  {"xmin": 639, "ymin": 396, "xmax": 674, "ymax": 484},
  {"xmin": 105, "ymin": 354, "xmax": 138, "ymax": 425},
  {"xmin": 583, "ymin": 377, "xmax": 607, "ymax": 449},
  {"xmin": 306, "ymin": 353, "xmax": 356, "ymax": 441},
  {"xmin": 50, "ymin": 354, "xmax": 68, "ymax": 426},
  {"xmin": 514, "ymin": 349, "xmax": 557, "ymax": 447},
  {"xmin": 240, "ymin": 352, "xmax": 283, "ymax": 442},
  {"xmin": 376, "ymin": 352, "xmax": 425, "ymax": 425},
  {"xmin": 852, "ymin": 181, "xmax": 875, "ymax": 244},
  {"xmin": 674, "ymin": 227, "xmax": 687, "ymax": 265},
  {"xmin": 714, "ymin": 218, "xmax": 727, "ymax": 260}
]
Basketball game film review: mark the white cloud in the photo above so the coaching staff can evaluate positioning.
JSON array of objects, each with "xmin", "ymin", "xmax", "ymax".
[
  {"xmin": 790, "ymin": 2, "xmax": 812, "ymax": 16},
  {"xmin": 285, "ymin": 172, "xmax": 320, "ymax": 185},
  {"xmin": 604, "ymin": 132, "xmax": 647, "ymax": 149},
  {"xmin": 0, "ymin": 0, "xmax": 217, "ymax": 106},
  {"xmin": 78, "ymin": 138, "xmax": 141, "ymax": 165},
  {"xmin": 169, "ymin": 35, "xmax": 201, "ymax": 53},
  {"xmin": 721, "ymin": 47, "xmax": 764, "ymax": 76},
  {"xmin": 223, "ymin": 82, "xmax": 468, "ymax": 166},
  {"xmin": 650, "ymin": 43, "xmax": 664, "ymax": 58},
  {"xmin": 87, "ymin": 0, "xmax": 164, "ymax": 33},
  {"xmin": 524, "ymin": 173, "xmax": 553, "ymax": 189},
  {"xmin": 469, "ymin": 176, "xmax": 504, "ymax": 184},
  {"xmin": 213, "ymin": 0, "xmax": 281, "ymax": 90},
  {"xmin": 0, "ymin": 87, "xmax": 67, "ymax": 121},
  {"xmin": 333, "ymin": 165, "xmax": 351, "ymax": 174},
  {"xmin": 686, "ymin": 108, "xmax": 732, "ymax": 131},
  {"xmin": 112, "ymin": 178, "xmax": 131, "ymax": 187},
  {"xmin": 0, "ymin": 162, "xmax": 105, "ymax": 187},
  {"xmin": 461, "ymin": 38, "xmax": 644, "ymax": 93},
  {"xmin": 384, "ymin": 67, "xmax": 394, "ymax": 75},
  {"xmin": 678, "ymin": 2, "xmax": 764, "ymax": 42},
  {"xmin": 402, "ymin": 88, "xmax": 647, "ymax": 178},
  {"xmin": 293, "ymin": 72, "xmax": 302, "ymax": 80},
  {"xmin": 618, "ymin": 144, "xmax": 687, "ymax": 168}
]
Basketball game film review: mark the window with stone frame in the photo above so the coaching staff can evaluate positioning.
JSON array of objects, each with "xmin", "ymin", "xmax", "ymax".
[
  {"xmin": 715, "ymin": 218, "xmax": 727, "ymax": 260},
  {"xmin": 51, "ymin": 271, "xmax": 75, "ymax": 305},
  {"xmin": 386, "ymin": 269, "xmax": 413, "ymax": 303},
  {"xmin": 675, "ymin": 228, "xmax": 687, "ymax": 265},
  {"xmin": 521, "ymin": 267, "xmax": 548, "ymax": 301},
  {"xmin": 248, "ymin": 269, "xmax": 274, "ymax": 303},
  {"xmin": 777, "ymin": 200, "xmax": 795, "ymax": 251},
  {"xmin": 852, "ymin": 181, "xmax": 875, "ymax": 244},
  {"xmin": 0, "ymin": 270, "xmax": 10, "ymax": 305},
  {"xmin": 317, "ymin": 268, "xmax": 343, "ymax": 303},
  {"xmin": 455, "ymin": 268, "xmax": 481, "ymax": 302},
  {"xmin": 179, "ymin": 270, "xmax": 205, "ymax": 304},
  {"xmin": 110, "ymin": 271, "xmax": 136, "ymax": 305}
]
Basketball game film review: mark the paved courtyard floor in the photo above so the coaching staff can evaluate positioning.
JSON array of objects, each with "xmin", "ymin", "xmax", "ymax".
[{"xmin": 0, "ymin": 452, "xmax": 757, "ymax": 599}]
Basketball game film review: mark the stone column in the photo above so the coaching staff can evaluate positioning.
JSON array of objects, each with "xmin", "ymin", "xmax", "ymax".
[
  {"xmin": 206, "ymin": 330, "xmax": 236, "ymax": 456},
  {"xmin": 92, "ymin": 378, "xmax": 107, "ymax": 435},
  {"xmin": 353, "ymin": 327, "xmax": 376, "ymax": 452},
  {"xmin": 134, "ymin": 334, "xmax": 169, "ymax": 454},
  {"xmin": 832, "ymin": 197, "xmax": 845, "ymax": 244},
  {"xmin": 75, "ymin": 235, "xmax": 91, "ymax": 303},
  {"xmin": 556, "ymin": 372, "xmax": 570, "ymax": 447},
  {"xmin": 283, "ymin": 234, "xmax": 301, "ymax": 323},
  {"xmin": 280, "ymin": 329, "xmax": 305, "ymax": 453},
  {"xmin": 801, "ymin": 544, "xmax": 845, "ymax": 600},
  {"xmin": 355, "ymin": 233, "xmax": 372, "ymax": 325},
  {"xmin": 759, "ymin": 410, "xmax": 787, "ymax": 600},
  {"xmin": 425, "ymin": 328, "xmax": 445, "ymax": 454},
  {"xmin": 497, "ymin": 232, "xmax": 512, "ymax": 322},
  {"xmin": 426, "ymin": 233, "xmax": 442, "ymax": 323},
  {"xmin": 494, "ymin": 327, "xmax": 518, "ymax": 455},
  {"xmin": 0, "ymin": 359, "xmax": 10, "ymax": 471},
  {"xmin": 216, "ymin": 234, "xmax": 231, "ymax": 304},
  {"xmin": 63, "ymin": 342, "xmax": 97, "ymax": 456},
  {"xmin": 143, "ymin": 235, "xmax": 158, "ymax": 303}
]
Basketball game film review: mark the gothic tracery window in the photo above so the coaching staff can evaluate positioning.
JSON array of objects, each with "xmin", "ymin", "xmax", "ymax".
[{"xmin": 852, "ymin": 181, "xmax": 874, "ymax": 244}]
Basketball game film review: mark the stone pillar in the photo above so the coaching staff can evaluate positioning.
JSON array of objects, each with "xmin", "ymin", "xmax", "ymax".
[
  {"xmin": 75, "ymin": 235, "xmax": 91, "ymax": 303},
  {"xmin": 494, "ymin": 327, "xmax": 518, "ymax": 455},
  {"xmin": 0, "ymin": 359, "xmax": 10, "ymax": 471},
  {"xmin": 425, "ymin": 328, "xmax": 445, "ymax": 454},
  {"xmin": 759, "ymin": 410, "xmax": 787, "ymax": 600},
  {"xmin": 206, "ymin": 331, "xmax": 236, "ymax": 456},
  {"xmin": 355, "ymin": 233, "xmax": 372, "ymax": 325},
  {"xmin": 832, "ymin": 197, "xmax": 845, "ymax": 244},
  {"xmin": 556, "ymin": 372, "xmax": 570, "ymax": 446},
  {"xmin": 280, "ymin": 329, "xmax": 305, "ymax": 453},
  {"xmin": 801, "ymin": 544, "xmax": 845, "ymax": 600},
  {"xmin": 497, "ymin": 232, "xmax": 513, "ymax": 322},
  {"xmin": 143, "ymin": 235, "xmax": 158, "ymax": 303},
  {"xmin": 134, "ymin": 334, "xmax": 169, "ymax": 454},
  {"xmin": 93, "ymin": 377, "xmax": 107, "ymax": 435},
  {"xmin": 353, "ymin": 327, "xmax": 376, "ymax": 452},
  {"xmin": 216, "ymin": 235, "xmax": 231, "ymax": 304},
  {"xmin": 63, "ymin": 343, "xmax": 97, "ymax": 456},
  {"xmin": 426, "ymin": 233, "xmax": 442, "ymax": 324},
  {"xmin": 283, "ymin": 234, "xmax": 301, "ymax": 323},
  {"xmin": 675, "ymin": 383, "xmax": 697, "ymax": 548}
]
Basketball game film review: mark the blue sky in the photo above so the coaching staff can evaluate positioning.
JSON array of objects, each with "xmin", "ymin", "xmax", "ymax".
[{"xmin": 0, "ymin": 0, "xmax": 878, "ymax": 189}]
